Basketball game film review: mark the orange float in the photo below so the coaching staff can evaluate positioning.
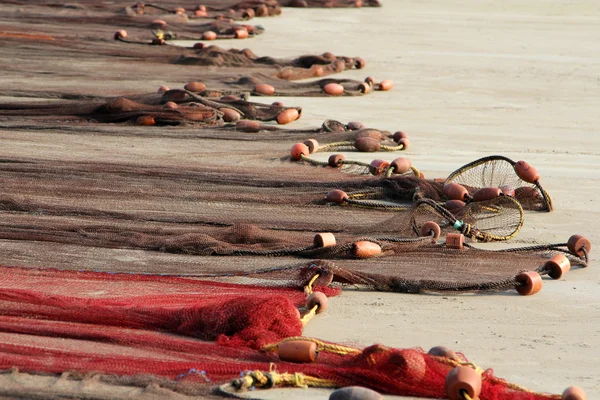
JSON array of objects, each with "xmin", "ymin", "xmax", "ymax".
[
  {"xmin": 515, "ymin": 271, "xmax": 543, "ymax": 296},
  {"xmin": 184, "ymin": 81, "xmax": 206, "ymax": 92},
  {"xmin": 306, "ymin": 292, "xmax": 328, "ymax": 314},
  {"xmin": 567, "ymin": 234, "xmax": 592, "ymax": 258},
  {"xmin": 390, "ymin": 157, "xmax": 412, "ymax": 174},
  {"xmin": 428, "ymin": 346, "xmax": 459, "ymax": 361},
  {"xmin": 324, "ymin": 83, "xmax": 345, "ymax": 96},
  {"xmin": 235, "ymin": 120, "xmax": 261, "ymax": 132},
  {"xmin": 446, "ymin": 233, "xmax": 465, "ymax": 250},
  {"xmin": 354, "ymin": 137, "xmax": 381, "ymax": 152},
  {"xmin": 444, "ymin": 183, "xmax": 469, "ymax": 201},
  {"xmin": 278, "ymin": 341, "xmax": 317, "ymax": 363},
  {"xmin": 444, "ymin": 200, "xmax": 466, "ymax": 215},
  {"xmin": 369, "ymin": 159, "xmax": 391, "ymax": 176},
  {"xmin": 328, "ymin": 154, "xmax": 345, "ymax": 168},
  {"xmin": 194, "ymin": 9, "xmax": 207, "ymax": 17},
  {"xmin": 355, "ymin": 57, "xmax": 366, "ymax": 69},
  {"xmin": 303, "ymin": 139, "xmax": 319, "ymax": 154},
  {"xmin": 254, "ymin": 83, "xmax": 276, "ymax": 95},
  {"xmin": 234, "ymin": 29, "xmax": 249, "ymax": 39},
  {"xmin": 379, "ymin": 80, "xmax": 394, "ymax": 91},
  {"xmin": 358, "ymin": 82, "xmax": 371, "ymax": 94},
  {"xmin": 202, "ymin": 31, "xmax": 217, "ymax": 40},
  {"xmin": 114, "ymin": 30, "xmax": 127, "ymax": 40},
  {"xmin": 472, "ymin": 187, "xmax": 502, "ymax": 202},
  {"xmin": 514, "ymin": 160, "xmax": 540, "ymax": 183},
  {"xmin": 545, "ymin": 254, "xmax": 571, "ymax": 279},
  {"xmin": 314, "ymin": 233, "xmax": 336, "ymax": 248},
  {"xmin": 220, "ymin": 108, "xmax": 240, "ymax": 123},
  {"xmin": 562, "ymin": 386, "xmax": 587, "ymax": 400},
  {"xmin": 157, "ymin": 85, "xmax": 170, "ymax": 92},
  {"xmin": 364, "ymin": 76, "xmax": 375, "ymax": 87},
  {"xmin": 445, "ymin": 366, "xmax": 482, "ymax": 400},
  {"xmin": 347, "ymin": 121, "xmax": 364, "ymax": 130},
  {"xmin": 499, "ymin": 184, "xmax": 516, "ymax": 196},
  {"xmin": 136, "ymin": 116, "xmax": 155, "ymax": 126},
  {"xmin": 290, "ymin": 143, "xmax": 309, "ymax": 161},
  {"xmin": 397, "ymin": 138, "xmax": 410, "ymax": 150},
  {"xmin": 353, "ymin": 241, "xmax": 382, "ymax": 258},
  {"xmin": 163, "ymin": 101, "xmax": 178, "ymax": 109},
  {"xmin": 326, "ymin": 189, "xmax": 348, "ymax": 204},
  {"xmin": 192, "ymin": 42, "xmax": 206, "ymax": 49},
  {"xmin": 392, "ymin": 131, "xmax": 408, "ymax": 142},
  {"xmin": 277, "ymin": 109, "xmax": 299, "ymax": 125},
  {"xmin": 420, "ymin": 221, "xmax": 441, "ymax": 241}
]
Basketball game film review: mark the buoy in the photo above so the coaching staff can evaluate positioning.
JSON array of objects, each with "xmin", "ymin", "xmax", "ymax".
[
  {"xmin": 445, "ymin": 366, "xmax": 482, "ymax": 400},
  {"xmin": 514, "ymin": 160, "xmax": 540, "ymax": 183},
  {"xmin": 326, "ymin": 189, "xmax": 348, "ymax": 204},
  {"xmin": 389, "ymin": 349, "xmax": 427, "ymax": 383},
  {"xmin": 368, "ymin": 159, "xmax": 390, "ymax": 176},
  {"xmin": 235, "ymin": 120, "xmax": 261, "ymax": 133},
  {"xmin": 256, "ymin": 4, "xmax": 269, "ymax": 16},
  {"xmin": 390, "ymin": 157, "xmax": 412, "ymax": 174},
  {"xmin": 515, "ymin": 271, "xmax": 543, "ymax": 296},
  {"xmin": 136, "ymin": 116, "xmax": 155, "ymax": 126},
  {"xmin": 303, "ymin": 139, "xmax": 319, "ymax": 154},
  {"xmin": 306, "ymin": 292, "xmax": 328, "ymax": 314},
  {"xmin": 329, "ymin": 386, "xmax": 383, "ymax": 400},
  {"xmin": 174, "ymin": 7, "xmax": 185, "ymax": 14},
  {"xmin": 114, "ymin": 30, "xmax": 127, "ymax": 40},
  {"xmin": 347, "ymin": 121, "xmax": 364, "ymax": 131},
  {"xmin": 254, "ymin": 83, "xmax": 276, "ymax": 95},
  {"xmin": 355, "ymin": 57, "xmax": 366, "ymax": 69},
  {"xmin": 202, "ymin": 31, "xmax": 217, "ymax": 40},
  {"xmin": 192, "ymin": 42, "xmax": 206, "ymax": 49},
  {"xmin": 397, "ymin": 138, "xmax": 410, "ymax": 150},
  {"xmin": 328, "ymin": 154, "xmax": 345, "ymax": 168},
  {"xmin": 446, "ymin": 233, "xmax": 465, "ymax": 250},
  {"xmin": 545, "ymin": 254, "xmax": 571, "ymax": 280},
  {"xmin": 194, "ymin": 9, "xmax": 207, "ymax": 17},
  {"xmin": 234, "ymin": 29, "xmax": 249, "ymax": 39},
  {"xmin": 164, "ymin": 101, "xmax": 178, "ymax": 109},
  {"xmin": 314, "ymin": 233, "xmax": 336, "ymax": 248},
  {"xmin": 444, "ymin": 183, "xmax": 469, "ymax": 201},
  {"xmin": 313, "ymin": 271, "xmax": 334, "ymax": 287},
  {"xmin": 244, "ymin": 8, "xmax": 255, "ymax": 19},
  {"xmin": 150, "ymin": 19, "xmax": 167, "ymax": 30},
  {"xmin": 353, "ymin": 241, "xmax": 382, "ymax": 258},
  {"xmin": 324, "ymin": 83, "xmax": 345, "ymax": 96},
  {"xmin": 364, "ymin": 76, "xmax": 375, "ymax": 87},
  {"xmin": 567, "ymin": 234, "xmax": 592, "ymax": 258},
  {"xmin": 358, "ymin": 83, "xmax": 370, "ymax": 94},
  {"xmin": 354, "ymin": 137, "xmax": 381, "ymax": 152},
  {"xmin": 420, "ymin": 221, "xmax": 441, "ymax": 241},
  {"xmin": 220, "ymin": 108, "xmax": 240, "ymax": 123},
  {"xmin": 392, "ymin": 131, "xmax": 408, "ymax": 143},
  {"xmin": 499, "ymin": 184, "xmax": 516, "ymax": 196},
  {"xmin": 562, "ymin": 386, "xmax": 587, "ymax": 400},
  {"xmin": 157, "ymin": 85, "xmax": 170, "ymax": 92},
  {"xmin": 277, "ymin": 109, "xmax": 299, "ymax": 125},
  {"xmin": 184, "ymin": 81, "xmax": 206, "ymax": 92},
  {"xmin": 444, "ymin": 200, "xmax": 466, "ymax": 215},
  {"xmin": 379, "ymin": 80, "xmax": 394, "ymax": 91},
  {"xmin": 290, "ymin": 143, "xmax": 309, "ymax": 161},
  {"xmin": 278, "ymin": 341, "xmax": 318, "ymax": 363},
  {"xmin": 472, "ymin": 187, "xmax": 502, "ymax": 202},
  {"xmin": 357, "ymin": 129, "xmax": 385, "ymax": 141},
  {"xmin": 428, "ymin": 346, "xmax": 459, "ymax": 361}
]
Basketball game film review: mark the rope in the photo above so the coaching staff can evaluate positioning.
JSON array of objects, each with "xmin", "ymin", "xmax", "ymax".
[
  {"xmin": 380, "ymin": 144, "xmax": 405, "ymax": 151},
  {"xmin": 231, "ymin": 370, "xmax": 337, "ymax": 390},
  {"xmin": 304, "ymin": 274, "xmax": 319, "ymax": 295},
  {"xmin": 317, "ymin": 141, "xmax": 355, "ymax": 152},
  {"xmin": 262, "ymin": 337, "xmax": 361, "ymax": 356},
  {"xmin": 299, "ymin": 154, "xmax": 329, "ymax": 167},
  {"xmin": 300, "ymin": 304, "xmax": 318, "ymax": 326}
]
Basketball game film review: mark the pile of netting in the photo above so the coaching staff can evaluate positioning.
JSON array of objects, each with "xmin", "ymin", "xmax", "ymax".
[{"xmin": 0, "ymin": 265, "xmax": 585, "ymax": 399}]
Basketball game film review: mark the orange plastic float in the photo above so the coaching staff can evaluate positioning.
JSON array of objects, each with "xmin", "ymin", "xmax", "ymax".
[
  {"xmin": 354, "ymin": 137, "xmax": 381, "ymax": 152},
  {"xmin": 397, "ymin": 138, "xmax": 410, "ymax": 150},
  {"xmin": 358, "ymin": 83, "xmax": 371, "ymax": 94},
  {"xmin": 150, "ymin": 19, "xmax": 167, "ymax": 30},
  {"xmin": 313, "ymin": 271, "xmax": 334, "ymax": 287},
  {"xmin": 515, "ymin": 271, "xmax": 543, "ymax": 296},
  {"xmin": 472, "ymin": 187, "xmax": 502, "ymax": 202},
  {"xmin": 323, "ymin": 83, "xmax": 344, "ymax": 96},
  {"xmin": 329, "ymin": 386, "xmax": 382, "ymax": 400},
  {"xmin": 157, "ymin": 85, "xmax": 170, "ymax": 92},
  {"xmin": 368, "ymin": 159, "xmax": 390, "ymax": 176},
  {"xmin": 392, "ymin": 131, "xmax": 408, "ymax": 142},
  {"xmin": 567, "ymin": 234, "xmax": 591, "ymax": 258},
  {"xmin": 151, "ymin": 38, "xmax": 165, "ymax": 46},
  {"xmin": 328, "ymin": 154, "xmax": 345, "ymax": 168},
  {"xmin": 446, "ymin": 233, "xmax": 465, "ymax": 250},
  {"xmin": 235, "ymin": 120, "xmax": 261, "ymax": 132},
  {"xmin": 278, "ymin": 341, "xmax": 318, "ymax": 363},
  {"xmin": 326, "ymin": 189, "xmax": 348, "ymax": 204},
  {"xmin": 136, "ymin": 116, "xmax": 155, "ymax": 126},
  {"xmin": 347, "ymin": 121, "xmax": 364, "ymax": 130},
  {"xmin": 114, "ymin": 30, "xmax": 127, "ymax": 40},
  {"xmin": 389, "ymin": 157, "xmax": 412, "ymax": 174},
  {"xmin": 514, "ymin": 160, "xmax": 540, "ymax": 183},
  {"xmin": 290, "ymin": 143, "xmax": 310, "ymax": 161},
  {"xmin": 364, "ymin": 76, "xmax": 375, "ymax": 87},
  {"xmin": 445, "ymin": 200, "xmax": 466, "ymax": 215},
  {"xmin": 353, "ymin": 241, "xmax": 382, "ymax": 258},
  {"xmin": 194, "ymin": 9, "xmax": 208, "ymax": 17},
  {"xmin": 184, "ymin": 81, "xmax": 206, "ymax": 92},
  {"xmin": 444, "ymin": 183, "xmax": 469, "ymax": 201},
  {"xmin": 379, "ymin": 80, "xmax": 394, "ymax": 91},
  {"xmin": 306, "ymin": 292, "xmax": 328, "ymax": 314},
  {"xmin": 256, "ymin": 4, "xmax": 268, "ymax": 16},
  {"xmin": 355, "ymin": 57, "xmax": 366, "ymax": 69},
  {"xmin": 163, "ymin": 101, "xmax": 178, "ymax": 109},
  {"xmin": 277, "ymin": 109, "xmax": 299, "ymax": 125},
  {"xmin": 174, "ymin": 7, "xmax": 185, "ymax": 14},
  {"xmin": 234, "ymin": 29, "xmax": 249, "ymax": 39},
  {"xmin": 220, "ymin": 108, "xmax": 240, "ymax": 122},
  {"xmin": 445, "ymin": 366, "xmax": 482, "ymax": 400},
  {"xmin": 303, "ymin": 139, "xmax": 319, "ymax": 153},
  {"xmin": 193, "ymin": 42, "xmax": 206, "ymax": 49},
  {"xmin": 254, "ymin": 83, "xmax": 276, "ymax": 95},
  {"xmin": 314, "ymin": 233, "xmax": 336, "ymax": 248},
  {"xmin": 562, "ymin": 386, "xmax": 587, "ymax": 400},
  {"xmin": 544, "ymin": 254, "xmax": 571, "ymax": 279},
  {"xmin": 389, "ymin": 349, "xmax": 427, "ymax": 383},
  {"xmin": 202, "ymin": 31, "xmax": 217, "ymax": 40},
  {"xmin": 428, "ymin": 346, "xmax": 459, "ymax": 361},
  {"xmin": 244, "ymin": 8, "xmax": 255, "ymax": 19},
  {"xmin": 420, "ymin": 221, "xmax": 441, "ymax": 242},
  {"xmin": 500, "ymin": 184, "xmax": 516, "ymax": 197}
]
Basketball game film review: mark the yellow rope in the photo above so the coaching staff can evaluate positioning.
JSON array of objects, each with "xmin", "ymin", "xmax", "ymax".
[
  {"xmin": 380, "ymin": 144, "xmax": 404, "ymax": 152},
  {"xmin": 318, "ymin": 141, "xmax": 355, "ymax": 152},
  {"xmin": 304, "ymin": 274, "xmax": 319, "ymax": 296},
  {"xmin": 231, "ymin": 370, "xmax": 337, "ymax": 390},
  {"xmin": 262, "ymin": 337, "xmax": 361, "ymax": 356},
  {"xmin": 300, "ymin": 304, "xmax": 318, "ymax": 326},
  {"xmin": 410, "ymin": 166, "xmax": 421, "ymax": 177}
]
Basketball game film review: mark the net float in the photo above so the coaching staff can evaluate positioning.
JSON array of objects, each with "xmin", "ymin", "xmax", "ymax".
[
  {"xmin": 312, "ymin": 65, "xmax": 324, "ymax": 77},
  {"xmin": 358, "ymin": 82, "xmax": 371, "ymax": 94},
  {"xmin": 184, "ymin": 81, "xmax": 206, "ymax": 92},
  {"xmin": 114, "ymin": 30, "xmax": 127, "ymax": 40},
  {"xmin": 157, "ymin": 85, "xmax": 170, "ymax": 92},
  {"xmin": 193, "ymin": 42, "xmax": 206, "ymax": 49},
  {"xmin": 357, "ymin": 129, "xmax": 385, "ymax": 141},
  {"xmin": 244, "ymin": 8, "xmax": 255, "ymax": 19},
  {"xmin": 428, "ymin": 346, "xmax": 459, "ymax": 361},
  {"xmin": 379, "ymin": 80, "xmax": 394, "ymax": 91},
  {"xmin": 500, "ymin": 184, "xmax": 516, "ymax": 196},
  {"xmin": 472, "ymin": 187, "xmax": 502, "ymax": 202},
  {"xmin": 420, "ymin": 221, "xmax": 441, "ymax": 241},
  {"xmin": 303, "ymin": 139, "xmax": 319, "ymax": 153},
  {"xmin": 254, "ymin": 83, "xmax": 275, "ymax": 95},
  {"xmin": 389, "ymin": 349, "xmax": 427, "ymax": 383},
  {"xmin": 313, "ymin": 271, "xmax": 334, "ymax": 287},
  {"xmin": 136, "ymin": 116, "xmax": 155, "ymax": 126},
  {"xmin": 567, "ymin": 234, "xmax": 591, "ymax": 258},
  {"xmin": 329, "ymin": 387, "xmax": 382, "ymax": 400},
  {"xmin": 445, "ymin": 366, "xmax": 482, "ymax": 400},
  {"xmin": 278, "ymin": 340, "xmax": 317, "ymax": 363},
  {"xmin": 235, "ymin": 29, "xmax": 249, "ymax": 39},
  {"xmin": 444, "ymin": 183, "xmax": 469, "ymax": 201},
  {"xmin": 355, "ymin": 57, "xmax": 366, "ymax": 69},
  {"xmin": 369, "ymin": 159, "xmax": 390, "ymax": 176},
  {"xmin": 390, "ymin": 157, "xmax": 412, "ymax": 174},
  {"xmin": 392, "ymin": 131, "xmax": 408, "ymax": 142},
  {"xmin": 322, "ymin": 51, "xmax": 335, "ymax": 60},
  {"xmin": 290, "ymin": 143, "xmax": 309, "ymax": 161},
  {"xmin": 256, "ymin": 4, "xmax": 269, "ymax": 16},
  {"xmin": 277, "ymin": 108, "xmax": 299, "ymax": 125},
  {"xmin": 364, "ymin": 76, "xmax": 375, "ymax": 87},
  {"xmin": 353, "ymin": 241, "xmax": 382, "ymax": 258},
  {"xmin": 328, "ymin": 154, "xmax": 345, "ymax": 168},
  {"xmin": 397, "ymin": 138, "xmax": 410, "ymax": 150},
  {"xmin": 202, "ymin": 31, "xmax": 217, "ymax": 40},
  {"xmin": 562, "ymin": 386, "xmax": 587, "ymax": 400},
  {"xmin": 306, "ymin": 292, "xmax": 328, "ymax": 314},
  {"xmin": 314, "ymin": 233, "xmax": 336, "ymax": 248},
  {"xmin": 446, "ymin": 233, "xmax": 465, "ymax": 250},
  {"xmin": 515, "ymin": 271, "xmax": 543, "ymax": 296},
  {"xmin": 545, "ymin": 254, "xmax": 571, "ymax": 279},
  {"xmin": 243, "ymin": 25, "xmax": 255, "ymax": 34},
  {"xmin": 197, "ymin": 5, "xmax": 207, "ymax": 11},
  {"xmin": 174, "ymin": 7, "xmax": 185, "ymax": 14},
  {"xmin": 354, "ymin": 137, "xmax": 380, "ymax": 152},
  {"xmin": 326, "ymin": 189, "xmax": 348, "ymax": 204},
  {"xmin": 150, "ymin": 19, "xmax": 167, "ymax": 29},
  {"xmin": 221, "ymin": 108, "xmax": 240, "ymax": 123},
  {"xmin": 444, "ymin": 200, "xmax": 466, "ymax": 215},
  {"xmin": 514, "ymin": 160, "xmax": 540, "ymax": 183},
  {"xmin": 346, "ymin": 121, "xmax": 364, "ymax": 130},
  {"xmin": 194, "ymin": 9, "xmax": 207, "ymax": 17},
  {"xmin": 235, "ymin": 120, "xmax": 261, "ymax": 132},
  {"xmin": 324, "ymin": 83, "xmax": 344, "ymax": 96},
  {"xmin": 163, "ymin": 101, "xmax": 178, "ymax": 109}
]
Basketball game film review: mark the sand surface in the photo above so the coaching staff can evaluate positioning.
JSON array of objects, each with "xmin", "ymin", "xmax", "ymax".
[{"xmin": 1, "ymin": 1, "xmax": 599, "ymax": 399}]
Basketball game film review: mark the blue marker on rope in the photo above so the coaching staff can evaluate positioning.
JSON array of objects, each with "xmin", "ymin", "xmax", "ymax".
[{"xmin": 453, "ymin": 220, "xmax": 464, "ymax": 230}]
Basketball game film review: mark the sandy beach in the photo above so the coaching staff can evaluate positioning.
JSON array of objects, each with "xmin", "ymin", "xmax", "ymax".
[{"xmin": 0, "ymin": 1, "xmax": 599, "ymax": 399}]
